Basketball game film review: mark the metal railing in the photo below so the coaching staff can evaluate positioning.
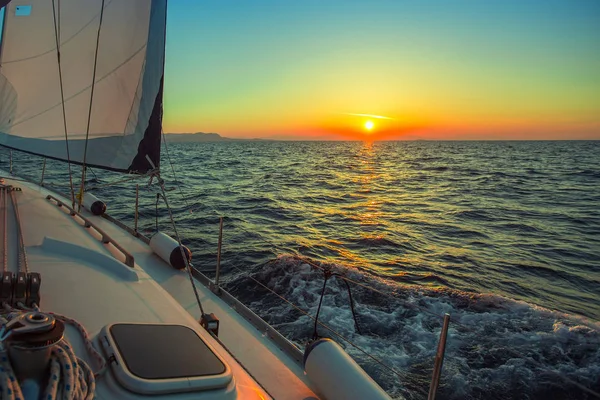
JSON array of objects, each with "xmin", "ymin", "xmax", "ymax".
[
  {"xmin": 3, "ymin": 148, "xmax": 599, "ymax": 400},
  {"xmin": 210, "ymin": 218, "xmax": 449, "ymax": 399},
  {"xmin": 40, "ymin": 181, "xmax": 600, "ymax": 400},
  {"xmin": 96, "ymin": 192, "xmax": 450, "ymax": 398}
]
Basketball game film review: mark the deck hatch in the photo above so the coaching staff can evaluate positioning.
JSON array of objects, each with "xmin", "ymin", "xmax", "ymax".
[
  {"xmin": 110, "ymin": 323, "xmax": 226, "ymax": 379},
  {"xmin": 102, "ymin": 323, "xmax": 232, "ymax": 394}
]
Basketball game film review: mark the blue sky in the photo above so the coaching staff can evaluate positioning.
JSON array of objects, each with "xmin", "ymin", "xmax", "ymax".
[
  {"xmin": 163, "ymin": 0, "xmax": 600, "ymax": 139},
  {"xmin": 2, "ymin": 1, "xmax": 599, "ymax": 139}
]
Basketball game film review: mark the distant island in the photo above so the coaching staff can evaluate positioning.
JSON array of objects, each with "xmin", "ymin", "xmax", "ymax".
[{"xmin": 164, "ymin": 132, "xmax": 267, "ymax": 143}]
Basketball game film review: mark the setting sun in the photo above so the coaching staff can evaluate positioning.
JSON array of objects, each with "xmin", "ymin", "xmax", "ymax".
[{"xmin": 364, "ymin": 120, "xmax": 374, "ymax": 131}]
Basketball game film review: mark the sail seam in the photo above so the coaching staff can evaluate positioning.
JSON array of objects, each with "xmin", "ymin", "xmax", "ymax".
[
  {"xmin": 10, "ymin": 44, "xmax": 146, "ymax": 129},
  {"xmin": 123, "ymin": 59, "xmax": 145, "ymax": 136},
  {"xmin": 2, "ymin": 0, "xmax": 115, "ymax": 65}
]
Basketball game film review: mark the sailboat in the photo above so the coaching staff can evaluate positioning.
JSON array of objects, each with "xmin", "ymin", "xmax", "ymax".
[{"xmin": 0, "ymin": 1, "xmax": 401, "ymax": 399}]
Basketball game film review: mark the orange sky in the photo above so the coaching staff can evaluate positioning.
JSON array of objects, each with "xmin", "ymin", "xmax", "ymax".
[{"xmin": 163, "ymin": 1, "xmax": 600, "ymax": 140}]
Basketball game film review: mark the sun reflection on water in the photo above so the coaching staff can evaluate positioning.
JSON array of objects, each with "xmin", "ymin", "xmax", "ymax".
[{"xmin": 355, "ymin": 142, "xmax": 384, "ymax": 229}]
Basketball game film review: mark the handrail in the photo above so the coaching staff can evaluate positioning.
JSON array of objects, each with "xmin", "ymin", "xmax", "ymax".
[{"xmin": 45, "ymin": 195, "xmax": 135, "ymax": 268}]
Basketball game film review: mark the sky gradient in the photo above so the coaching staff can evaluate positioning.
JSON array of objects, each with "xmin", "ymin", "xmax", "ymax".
[{"xmin": 163, "ymin": 1, "xmax": 600, "ymax": 140}]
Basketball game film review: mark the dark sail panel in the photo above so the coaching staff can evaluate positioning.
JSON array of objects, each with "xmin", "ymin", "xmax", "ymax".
[{"xmin": 128, "ymin": 77, "xmax": 163, "ymax": 173}]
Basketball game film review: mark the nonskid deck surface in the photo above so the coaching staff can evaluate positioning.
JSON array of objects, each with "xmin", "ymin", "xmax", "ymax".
[
  {"xmin": 39, "ymin": 187, "xmax": 317, "ymax": 399},
  {"xmin": 0, "ymin": 175, "xmax": 318, "ymax": 399}
]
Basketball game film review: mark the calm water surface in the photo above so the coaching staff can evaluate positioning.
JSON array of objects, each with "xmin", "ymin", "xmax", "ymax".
[{"xmin": 3, "ymin": 141, "xmax": 599, "ymax": 400}]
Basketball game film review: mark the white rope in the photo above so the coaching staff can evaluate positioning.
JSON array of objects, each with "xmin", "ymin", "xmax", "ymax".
[
  {"xmin": 45, "ymin": 311, "xmax": 106, "ymax": 378},
  {"xmin": 0, "ymin": 307, "xmax": 105, "ymax": 400}
]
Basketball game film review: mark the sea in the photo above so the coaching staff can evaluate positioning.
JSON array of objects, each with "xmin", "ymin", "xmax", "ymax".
[{"xmin": 1, "ymin": 140, "xmax": 599, "ymax": 400}]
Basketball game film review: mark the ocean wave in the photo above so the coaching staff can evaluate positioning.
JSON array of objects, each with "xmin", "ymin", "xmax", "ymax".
[
  {"xmin": 435, "ymin": 224, "xmax": 490, "ymax": 240},
  {"xmin": 388, "ymin": 272, "xmax": 451, "ymax": 286},
  {"xmin": 347, "ymin": 236, "xmax": 419, "ymax": 252},
  {"xmin": 450, "ymin": 209, "xmax": 497, "ymax": 222},
  {"xmin": 497, "ymin": 222, "xmax": 542, "ymax": 233},
  {"xmin": 421, "ymin": 165, "xmax": 450, "ymax": 172},
  {"xmin": 223, "ymin": 255, "xmax": 600, "ymax": 399},
  {"xmin": 5, "ymin": 141, "xmax": 600, "ymax": 399},
  {"xmin": 565, "ymin": 169, "xmax": 600, "ymax": 179}
]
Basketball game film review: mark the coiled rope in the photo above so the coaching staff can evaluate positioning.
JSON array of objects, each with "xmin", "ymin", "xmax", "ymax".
[{"xmin": 0, "ymin": 306, "xmax": 105, "ymax": 400}]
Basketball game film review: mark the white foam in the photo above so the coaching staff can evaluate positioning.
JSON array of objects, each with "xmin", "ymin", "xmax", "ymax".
[{"xmin": 224, "ymin": 254, "xmax": 600, "ymax": 399}]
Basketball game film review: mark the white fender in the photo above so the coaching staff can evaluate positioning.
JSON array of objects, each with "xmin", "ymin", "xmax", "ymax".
[
  {"xmin": 82, "ymin": 192, "xmax": 106, "ymax": 215},
  {"xmin": 304, "ymin": 338, "xmax": 391, "ymax": 400},
  {"xmin": 149, "ymin": 231, "xmax": 191, "ymax": 270}
]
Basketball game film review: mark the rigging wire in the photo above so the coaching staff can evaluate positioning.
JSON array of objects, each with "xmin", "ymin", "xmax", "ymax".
[
  {"xmin": 8, "ymin": 190, "xmax": 28, "ymax": 273},
  {"xmin": 224, "ymin": 260, "xmax": 428, "ymax": 396},
  {"xmin": 78, "ymin": 0, "xmax": 106, "ymax": 211},
  {"xmin": 40, "ymin": 158, "xmax": 47, "ymax": 186},
  {"xmin": 155, "ymin": 193, "xmax": 161, "ymax": 232},
  {"xmin": 84, "ymin": 171, "xmax": 154, "ymax": 190},
  {"xmin": 199, "ymin": 213, "xmax": 599, "ymax": 398},
  {"xmin": 155, "ymin": 176, "xmax": 205, "ymax": 318},
  {"xmin": 297, "ymin": 255, "xmax": 447, "ymax": 322},
  {"xmin": 1, "ymin": 189, "xmax": 6, "ymax": 273},
  {"xmin": 161, "ymin": 130, "xmax": 192, "ymax": 211},
  {"xmin": 14, "ymin": 170, "xmax": 153, "ymax": 196},
  {"xmin": 87, "ymin": 166, "xmax": 100, "ymax": 183},
  {"xmin": 51, "ymin": 0, "xmax": 76, "ymax": 208},
  {"xmin": 313, "ymin": 270, "xmax": 361, "ymax": 340},
  {"xmin": 293, "ymin": 254, "xmax": 600, "ymax": 398}
]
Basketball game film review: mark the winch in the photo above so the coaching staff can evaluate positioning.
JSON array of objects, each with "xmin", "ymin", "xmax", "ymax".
[{"xmin": 2, "ymin": 312, "xmax": 65, "ymax": 398}]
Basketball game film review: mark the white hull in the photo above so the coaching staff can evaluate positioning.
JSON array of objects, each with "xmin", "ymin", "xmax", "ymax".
[{"xmin": 0, "ymin": 171, "xmax": 318, "ymax": 399}]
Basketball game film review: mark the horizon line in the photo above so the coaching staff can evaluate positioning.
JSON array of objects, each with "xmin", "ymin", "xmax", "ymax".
[{"xmin": 164, "ymin": 136, "xmax": 600, "ymax": 142}]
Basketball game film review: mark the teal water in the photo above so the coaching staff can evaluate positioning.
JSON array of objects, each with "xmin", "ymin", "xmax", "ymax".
[
  {"xmin": 155, "ymin": 140, "xmax": 600, "ymax": 320},
  {"xmin": 2, "ymin": 140, "xmax": 599, "ymax": 399}
]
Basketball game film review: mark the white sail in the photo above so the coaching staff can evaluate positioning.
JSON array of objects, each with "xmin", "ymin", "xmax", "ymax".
[{"xmin": 0, "ymin": 0, "xmax": 166, "ymax": 173}]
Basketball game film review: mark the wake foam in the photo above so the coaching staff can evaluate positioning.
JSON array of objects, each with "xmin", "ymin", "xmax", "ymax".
[{"xmin": 224, "ymin": 255, "xmax": 600, "ymax": 400}]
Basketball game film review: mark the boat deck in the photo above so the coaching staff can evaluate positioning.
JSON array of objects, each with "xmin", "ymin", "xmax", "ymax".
[{"xmin": 1, "ymin": 174, "xmax": 318, "ymax": 400}]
